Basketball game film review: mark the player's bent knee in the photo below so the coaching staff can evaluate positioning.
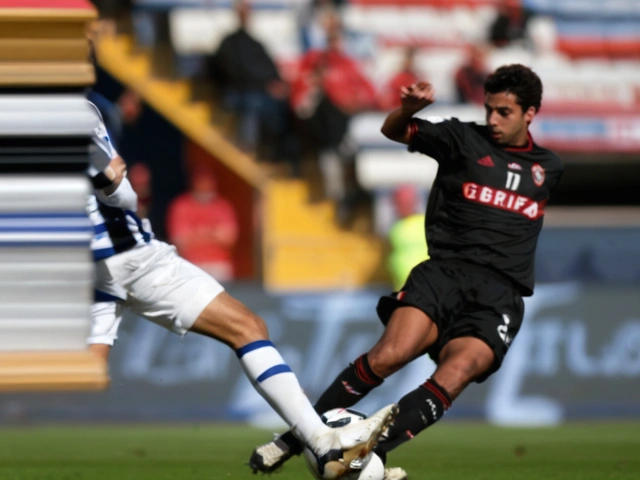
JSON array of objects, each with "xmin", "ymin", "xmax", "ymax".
[
  {"xmin": 191, "ymin": 293, "xmax": 270, "ymax": 349},
  {"xmin": 368, "ymin": 344, "xmax": 413, "ymax": 377},
  {"xmin": 434, "ymin": 353, "xmax": 494, "ymax": 395},
  {"xmin": 452, "ymin": 357, "xmax": 485, "ymax": 380},
  {"xmin": 236, "ymin": 313, "xmax": 269, "ymax": 345}
]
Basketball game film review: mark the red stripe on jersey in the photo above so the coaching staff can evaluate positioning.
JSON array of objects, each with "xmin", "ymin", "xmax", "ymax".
[
  {"xmin": 504, "ymin": 132, "xmax": 534, "ymax": 153},
  {"xmin": 408, "ymin": 121, "xmax": 418, "ymax": 143},
  {"xmin": 462, "ymin": 182, "xmax": 545, "ymax": 220}
]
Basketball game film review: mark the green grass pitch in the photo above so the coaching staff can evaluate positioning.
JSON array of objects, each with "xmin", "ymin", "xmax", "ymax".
[{"xmin": 0, "ymin": 423, "xmax": 638, "ymax": 479}]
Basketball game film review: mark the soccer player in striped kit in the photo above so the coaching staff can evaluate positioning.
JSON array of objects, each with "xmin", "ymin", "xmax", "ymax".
[{"xmin": 84, "ymin": 102, "xmax": 397, "ymax": 480}]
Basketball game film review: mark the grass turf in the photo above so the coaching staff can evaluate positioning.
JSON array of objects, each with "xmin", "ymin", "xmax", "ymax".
[{"xmin": 0, "ymin": 423, "xmax": 638, "ymax": 479}]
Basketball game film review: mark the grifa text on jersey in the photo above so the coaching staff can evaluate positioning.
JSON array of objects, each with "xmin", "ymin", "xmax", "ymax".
[{"xmin": 462, "ymin": 182, "xmax": 545, "ymax": 220}]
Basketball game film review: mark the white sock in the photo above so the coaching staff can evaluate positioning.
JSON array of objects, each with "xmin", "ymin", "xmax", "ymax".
[{"xmin": 236, "ymin": 340, "xmax": 328, "ymax": 449}]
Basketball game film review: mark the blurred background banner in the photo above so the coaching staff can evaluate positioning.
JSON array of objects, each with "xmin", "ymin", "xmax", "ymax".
[{"xmin": 2, "ymin": 277, "xmax": 638, "ymax": 426}]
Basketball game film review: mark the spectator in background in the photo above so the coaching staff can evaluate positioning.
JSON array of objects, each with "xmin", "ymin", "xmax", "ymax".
[
  {"xmin": 297, "ymin": 0, "xmax": 343, "ymax": 52},
  {"xmin": 87, "ymin": 87, "xmax": 142, "ymax": 150},
  {"xmin": 86, "ymin": 36, "xmax": 143, "ymax": 148},
  {"xmin": 89, "ymin": 0, "xmax": 132, "ymax": 34},
  {"xmin": 378, "ymin": 47, "xmax": 420, "ymax": 111},
  {"xmin": 128, "ymin": 162, "xmax": 152, "ymax": 220},
  {"xmin": 291, "ymin": 19, "xmax": 378, "ymax": 224},
  {"xmin": 118, "ymin": 89, "xmax": 143, "ymax": 125},
  {"xmin": 167, "ymin": 165, "xmax": 239, "ymax": 281},
  {"xmin": 454, "ymin": 44, "xmax": 489, "ymax": 105},
  {"xmin": 387, "ymin": 184, "xmax": 428, "ymax": 291},
  {"xmin": 207, "ymin": 0, "xmax": 290, "ymax": 158},
  {"xmin": 489, "ymin": 0, "xmax": 532, "ymax": 48}
]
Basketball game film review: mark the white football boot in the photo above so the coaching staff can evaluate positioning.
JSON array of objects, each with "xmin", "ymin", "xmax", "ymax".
[
  {"xmin": 310, "ymin": 404, "xmax": 399, "ymax": 479},
  {"xmin": 249, "ymin": 434, "xmax": 299, "ymax": 473}
]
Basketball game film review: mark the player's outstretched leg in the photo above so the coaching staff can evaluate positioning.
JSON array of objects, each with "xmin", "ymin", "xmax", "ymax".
[
  {"xmin": 236, "ymin": 339, "xmax": 396, "ymax": 477},
  {"xmin": 191, "ymin": 292, "xmax": 397, "ymax": 478},
  {"xmin": 249, "ymin": 353, "xmax": 384, "ymax": 472},
  {"xmin": 249, "ymin": 306, "xmax": 438, "ymax": 474},
  {"xmin": 375, "ymin": 336, "xmax": 494, "ymax": 458},
  {"xmin": 374, "ymin": 378, "xmax": 451, "ymax": 453}
]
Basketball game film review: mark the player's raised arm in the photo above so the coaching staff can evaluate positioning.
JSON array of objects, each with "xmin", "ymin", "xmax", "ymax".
[
  {"xmin": 87, "ymin": 126, "xmax": 138, "ymax": 211},
  {"xmin": 381, "ymin": 81, "xmax": 435, "ymax": 144},
  {"xmin": 100, "ymin": 155, "xmax": 127, "ymax": 195}
]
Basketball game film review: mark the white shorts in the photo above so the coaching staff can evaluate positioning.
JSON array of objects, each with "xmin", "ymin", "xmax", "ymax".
[
  {"xmin": 90, "ymin": 240, "xmax": 225, "ymax": 344},
  {"xmin": 88, "ymin": 301, "xmax": 123, "ymax": 346}
]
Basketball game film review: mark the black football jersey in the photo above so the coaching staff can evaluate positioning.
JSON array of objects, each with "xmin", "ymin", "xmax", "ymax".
[{"xmin": 408, "ymin": 117, "xmax": 563, "ymax": 296}]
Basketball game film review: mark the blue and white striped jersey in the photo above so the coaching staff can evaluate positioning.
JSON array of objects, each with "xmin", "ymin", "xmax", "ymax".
[{"xmin": 86, "ymin": 103, "xmax": 153, "ymax": 261}]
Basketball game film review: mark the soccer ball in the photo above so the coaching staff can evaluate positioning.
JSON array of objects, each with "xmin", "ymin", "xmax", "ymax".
[{"xmin": 303, "ymin": 408, "xmax": 386, "ymax": 480}]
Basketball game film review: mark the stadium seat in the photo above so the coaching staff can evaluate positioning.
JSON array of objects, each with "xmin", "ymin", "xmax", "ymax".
[
  {"xmin": 414, "ymin": 48, "xmax": 466, "ymax": 103},
  {"xmin": 170, "ymin": 7, "xmax": 300, "ymax": 60},
  {"xmin": 449, "ymin": 6, "xmax": 487, "ymax": 42},
  {"xmin": 370, "ymin": 47, "xmax": 409, "ymax": 86},
  {"xmin": 169, "ymin": 8, "xmax": 236, "ymax": 55},
  {"xmin": 169, "ymin": 8, "xmax": 219, "ymax": 55},
  {"xmin": 342, "ymin": 4, "xmax": 369, "ymax": 32},
  {"xmin": 356, "ymin": 149, "xmax": 438, "ymax": 191},
  {"xmin": 486, "ymin": 46, "xmax": 533, "ymax": 72},
  {"xmin": 251, "ymin": 10, "xmax": 301, "ymax": 60}
]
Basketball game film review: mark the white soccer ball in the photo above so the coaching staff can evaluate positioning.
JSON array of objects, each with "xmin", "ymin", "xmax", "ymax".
[{"xmin": 303, "ymin": 408, "xmax": 386, "ymax": 480}]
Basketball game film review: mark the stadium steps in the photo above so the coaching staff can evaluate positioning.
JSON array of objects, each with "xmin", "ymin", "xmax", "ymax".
[
  {"xmin": 0, "ymin": 352, "xmax": 108, "ymax": 392},
  {"xmin": 0, "ymin": 4, "xmax": 95, "ymax": 86},
  {"xmin": 263, "ymin": 179, "xmax": 384, "ymax": 291}
]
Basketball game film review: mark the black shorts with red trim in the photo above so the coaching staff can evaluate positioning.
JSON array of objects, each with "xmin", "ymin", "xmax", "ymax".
[{"xmin": 376, "ymin": 259, "xmax": 525, "ymax": 383}]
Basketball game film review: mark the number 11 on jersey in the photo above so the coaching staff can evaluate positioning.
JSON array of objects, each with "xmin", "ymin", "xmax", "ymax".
[{"xmin": 506, "ymin": 171, "xmax": 521, "ymax": 191}]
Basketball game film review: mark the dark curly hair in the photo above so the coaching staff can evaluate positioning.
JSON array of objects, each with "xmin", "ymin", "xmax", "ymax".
[{"xmin": 484, "ymin": 64, "xmax": 543, "ymax": 113}]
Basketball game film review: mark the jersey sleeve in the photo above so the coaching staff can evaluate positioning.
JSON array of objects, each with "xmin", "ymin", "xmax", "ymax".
[
  {"xmin": 86, "ymin": 108, "xmax": 119, "ymax": 188},
  {"xmin": 546, "ymin": 154, "xmax": 564, "ymax": 194},
  {"xmin": 407, "ymin": 117, "xmax": 465, "ymax": 163}
]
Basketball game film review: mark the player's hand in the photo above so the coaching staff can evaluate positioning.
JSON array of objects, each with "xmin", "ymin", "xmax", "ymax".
[{"xmin": 400, "ymin": 82, "xmax": 435, "ymax": 114}]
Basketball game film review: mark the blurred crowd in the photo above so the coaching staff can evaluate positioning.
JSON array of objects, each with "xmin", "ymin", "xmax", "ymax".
[
  {"xmin": 89, "ymin": 0, "xmax": 538, "ymax": 280},
  {"xmin": 199, "ymin": 0, "xmax": 533, "ymax": 223}
]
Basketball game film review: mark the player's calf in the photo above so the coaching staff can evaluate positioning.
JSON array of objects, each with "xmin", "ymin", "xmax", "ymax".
[
  {"xmin": 314, "ymin": 354, "xmax": 384, "ymax": 413},
  {"xmin": 376, "ymin": 378, "xmax": 451, "ymax": 454}
]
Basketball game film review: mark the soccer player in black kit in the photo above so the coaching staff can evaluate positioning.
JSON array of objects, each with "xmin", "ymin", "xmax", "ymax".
[{"xmin": 249, "ymin": 64, "xmax": 563, "ymax": 480}]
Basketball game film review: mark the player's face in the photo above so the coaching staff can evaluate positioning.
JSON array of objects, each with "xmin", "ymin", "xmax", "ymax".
[{"xmin": 484, "ymin": 91, "xmax": 535, "ymax": 146}]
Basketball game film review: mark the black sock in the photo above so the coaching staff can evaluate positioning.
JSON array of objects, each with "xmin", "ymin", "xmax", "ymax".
[
  {"xmin": 377, "ymin": 378, "xmax": 452, "ymax": 454},
  {"xmin": 278, "ymin": 355, "xmax": 384, "ymax": 455},
  {"xmin": 314, "ymin": 354, "xmax": 384, "ymax": 414}
]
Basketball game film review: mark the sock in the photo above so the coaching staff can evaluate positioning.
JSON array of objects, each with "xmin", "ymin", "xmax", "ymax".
[
  {"xmin": 378, "ymin": 378, "xmax": 452, "ymax": 454},
  {"xmin": 236, "ymin": 340, "xmax": 326, "ymax": 449},
  {"xmin": 278, "ymin": 354, "xmax": 385, "ymax": 455},
  {"xmin": 314, "ymin": 354, "xmax": 384, "ymax": 413}
]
